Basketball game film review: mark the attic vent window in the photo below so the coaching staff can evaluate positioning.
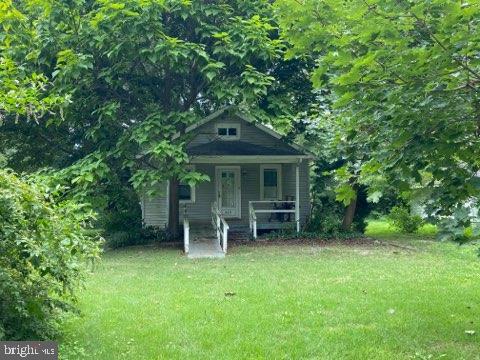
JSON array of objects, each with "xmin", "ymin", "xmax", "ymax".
[{"xmin": 216, "ymin": 123, "xmax": 240, "ymax": 140}]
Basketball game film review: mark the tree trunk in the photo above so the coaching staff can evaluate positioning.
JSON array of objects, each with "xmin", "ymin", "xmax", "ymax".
[
  {"xmin": 168, "ymin": 177, "xmax": 180, "ymax": 239},
  {"xmin": 342, "ymin": 195, "xmax": 357, "ymax": 231}
]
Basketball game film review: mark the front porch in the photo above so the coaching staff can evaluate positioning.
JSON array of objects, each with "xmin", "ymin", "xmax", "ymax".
[
  {"xmin": 181, "ymin": 157, "xmax": 309, "ymax": 257},
  {"xmin": 183, "ymin": 199, "xmax": 299, "ymax": 258}
]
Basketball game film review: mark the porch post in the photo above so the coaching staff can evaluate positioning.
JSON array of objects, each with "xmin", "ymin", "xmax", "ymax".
[{"xmin": 295, "ymin": 161, "xmax": 300, "ymax": 233}]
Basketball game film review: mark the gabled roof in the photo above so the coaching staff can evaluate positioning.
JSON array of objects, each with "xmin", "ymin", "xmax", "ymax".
[
  {"xmin": 187, "ymin": 140, "xmax": 304, "ymax": 156},
  {"xmin": 181, "ymin": 107, "xmax": 313, "ymax": 157}
]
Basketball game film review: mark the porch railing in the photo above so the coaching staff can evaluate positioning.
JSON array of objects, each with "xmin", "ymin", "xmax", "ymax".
[
  {"xmin": 183, "ymin": 218, "xmax": 190, "ymax": 254},
  {"xmin": 249, "ymin": 202, "xmax": 257, "ymax": 239},
  {"xmin": 211, "ymin": 202, "xmax": 229, "ymax": 253},
  {"xmin": 249, "ymin": 201, "xmax": 299, "ymax": 239}
]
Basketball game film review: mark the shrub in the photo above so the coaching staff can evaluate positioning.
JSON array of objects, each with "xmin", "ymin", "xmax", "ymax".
[
  {"xmin": 305, "ymin": 211, "xmax": 343, "ymax": 235},
  {"xmin": 141, "ymin": 226, "xmax": 168, "ymax": 242},
  {"xmin": 0, "ymin": 170, "xmax": 102, "ymax": 340},
  {"xmin": 105, "ymin": 226, "xmax": 168, "ymax": 249},
  {"xmin": 105, "ymin": 230, "xmax": 142, "ymax": 249},
  {"xmin": 98, "ymin": 185, "xmax": 144, "ymax": 248},
  {"xmin": 388, "ymin": 205, "xmax": 424, "ymax": 233}
]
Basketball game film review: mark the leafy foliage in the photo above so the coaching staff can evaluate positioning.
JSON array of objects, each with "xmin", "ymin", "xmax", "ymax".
[
  {"xmin": 388, "ymin": 205, "xmax": 424, "ymax": 234},
  {"xmin": 276, "ymin": 0, "xmax": 480, "ymax": 240},
  {"xmin": 105, "ymin": 226, "xmax": 168, "ymax": 249},
  {"xmin": 437, "ymin": 205, "xmax": 480, "ymax": 243},
  {"xmin": 1, "ymin": 0, "xmax": 308, "ymax": 237},
  {"xmin": 0, "ymin": 170, "xmax": 102, "ymax": 340},
  {"xmin": 0, "ymin": 1, "xmax": 67, "ymax": 123},
  {"xmin": 306, "ymin": 159, "xmax": 345, "ymax": 234}
]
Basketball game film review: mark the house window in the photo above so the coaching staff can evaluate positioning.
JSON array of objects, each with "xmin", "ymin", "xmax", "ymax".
[
  {"xmin": 178, "ymin": 166, "xmax": 196, "ymax": 203},
  {"xmin": 178, "ymin": 183, "xmax": 193, "ymax": 201},
  {"xmin": 216, "ymin": 123, "xmax": 240, "ymax": 140},
  {"xmin": 260, "ymin": 164, "xmax": 282, "ymax": 200}
]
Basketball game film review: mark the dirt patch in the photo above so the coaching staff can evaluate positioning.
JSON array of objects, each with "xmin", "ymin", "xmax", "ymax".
[
  {"xmin": 228, "ymin": 238, "xmax": 420, "ymax": 253},
  {"xmin": 228, "ymin": 237, "xmax": 379, "ymax": 248}
]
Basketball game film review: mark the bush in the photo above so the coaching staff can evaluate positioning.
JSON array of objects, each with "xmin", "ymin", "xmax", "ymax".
[
  {"xmin": 305, "ymin": 211, "xmax": 343, "ymax": 235},
  {"xmin": 388, "ymin": 205, "xmax": 424, "ymax": 233},
  {"xmin": 105, "ymin": 230, "xmax": 142, "ymax": 248},
  {"xmin": 0, "ymin": 170, "xmax": 102, "ymax": 340},
  {"xmin": 105, "ymin": 226, "xmax": 167, "ymax": 249},
  {"xmin": 141, "ymin": 226, "xmax": 168, "ymax": 242},
  {"xmin": 97, "ymin": 183, "xmax": 144, "ymax": 248}
]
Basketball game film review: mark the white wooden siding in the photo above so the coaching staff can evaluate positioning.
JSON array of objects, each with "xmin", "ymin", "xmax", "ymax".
[
  {"xmin": 141, "ymin": 182, "xmax": 168, "ymax": 228},
  {"xmin": 142, "ymin": 162, "xmax": 311, "ymax": 227},
  {"xmin": 188, "ymin": 114, "xmax": 287, "ymax": 149},
  {"xmin": 141, "ymin": 113, "xmax": 311, "ymax": 228}
]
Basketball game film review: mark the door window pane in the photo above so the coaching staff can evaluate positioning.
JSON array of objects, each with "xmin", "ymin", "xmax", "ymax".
[
  {"xmin": 221, "ymin": 171, "xmax": 235, "ymax": 208},
  {"xmin": 263, "ymin": 169, "xmax": 278, "ymax": 199}
]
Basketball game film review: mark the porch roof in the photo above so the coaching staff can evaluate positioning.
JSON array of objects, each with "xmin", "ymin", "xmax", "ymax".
[{"xmin": 187, "ymin": 140, "xmax": 304, "ymax": 156}]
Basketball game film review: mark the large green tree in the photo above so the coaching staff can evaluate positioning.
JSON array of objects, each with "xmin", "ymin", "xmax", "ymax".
[
  {"xmin": 276, "ymin": 0, "xmax": 480, "ymax": 238},
  {"xmin": 1, "ymin": 2, "xmax": 102, "ymax": 340},
  {"xmin": 0, "ymin": 2, "xmax": 67, "ymax": 124},
  {"xmin": 1, "ymin": 0, "xmax": 311, "ymax": 238}
]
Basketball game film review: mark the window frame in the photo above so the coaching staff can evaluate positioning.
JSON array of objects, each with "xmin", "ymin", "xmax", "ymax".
[
  {"xmin": 260, "ymin": 164, "xmax": 282, "ymax": 201},
  {"xmin": 179, "ymin": 165, "xmax": 196, "ymax": 204},
  {"xmin": 215, "ymin": 122, "xmax": 241, "ymax": 140}
]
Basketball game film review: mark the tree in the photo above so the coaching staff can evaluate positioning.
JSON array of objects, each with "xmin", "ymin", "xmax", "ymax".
[
  {"xmin": 2, "ymin": 0, "xmax": 290, "ymax": 238},
  {"xmin": 0, "ymin": 169, "xmax": 102, "ymax": 340},
  {"xmin": 1, "ymin": 4, "xmax": 102, "ymax": 340},
  {"xmin": 0, "ymin": 1, "xmax": 67, "ymax": 124},
  {"xmin": 276, "ymin": 0, "xmax": 480, "ymax": 238}
]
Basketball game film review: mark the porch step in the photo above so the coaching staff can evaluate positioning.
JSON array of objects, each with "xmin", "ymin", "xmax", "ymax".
[
  {"xmin": 228, "ymin": 230, "xmax": 251, "ymax": 242},
  {"xmin": 190, "ymin": 228, "xmax": 215, "ymax": 242}
]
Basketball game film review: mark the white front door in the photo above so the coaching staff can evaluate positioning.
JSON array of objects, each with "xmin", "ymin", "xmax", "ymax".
[{"xmin": 215, "ymin": 166, "xmax": 241, "ymax": 218}]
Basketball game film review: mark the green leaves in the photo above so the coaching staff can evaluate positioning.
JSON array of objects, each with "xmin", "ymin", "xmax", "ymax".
[
  {"xmin": 179, "ymin": 169, "xmax": 210, "ymax": 187},
  {"xmin": 388, "ymin": 205, "xmax": 424, "ymax": 234},
  {"xmin": 1, "ymin": 0, "xmax": 303, "ymax": 239},
  {"xmin": 277, "ymin": 0, "xmax": 480, "ymax": 238},
  {"xmin": 240, "ymin": 64, "xmax": 275, "ymax": 102},
  {"xmin": 437, "ymin": 205, "xmax": 476, "ymax": 243},
  {"xmin": 335, "ymin": 183, "xmax": 357, "ymax": 206},
  {"xmin": 0, "ymin": 57, "xmax": 67, "ymax": 122},
  {"xmin": 201, "ymin": 61, "xmax": 225, "ymax": 81},
  {"xmin": 0, "ymin": 170, "xmax": 102, "ymax": 339}
]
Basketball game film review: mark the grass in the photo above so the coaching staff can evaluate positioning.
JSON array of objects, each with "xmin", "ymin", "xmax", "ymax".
[
  {"xmin": 366, "ymin": 219, "xmax": 438, "ymax": 239},
  {"xmin": 60, "ymin": 222, "xmax": 480, "ymax": 359}
]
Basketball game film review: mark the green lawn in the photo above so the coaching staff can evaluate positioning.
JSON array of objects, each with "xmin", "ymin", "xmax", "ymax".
[
  {"xmin": 366, "ymin": 219, "xmax": 438, "ymax": 239},
  {"xmin": 60, "ymin": 226, "xmax": 480, "ymax": 359}
]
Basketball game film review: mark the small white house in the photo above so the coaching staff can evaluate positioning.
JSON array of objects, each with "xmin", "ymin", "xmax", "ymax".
[{"xmin": 140, "ymin": 108, "xmax": 313, "ymax": 255}]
